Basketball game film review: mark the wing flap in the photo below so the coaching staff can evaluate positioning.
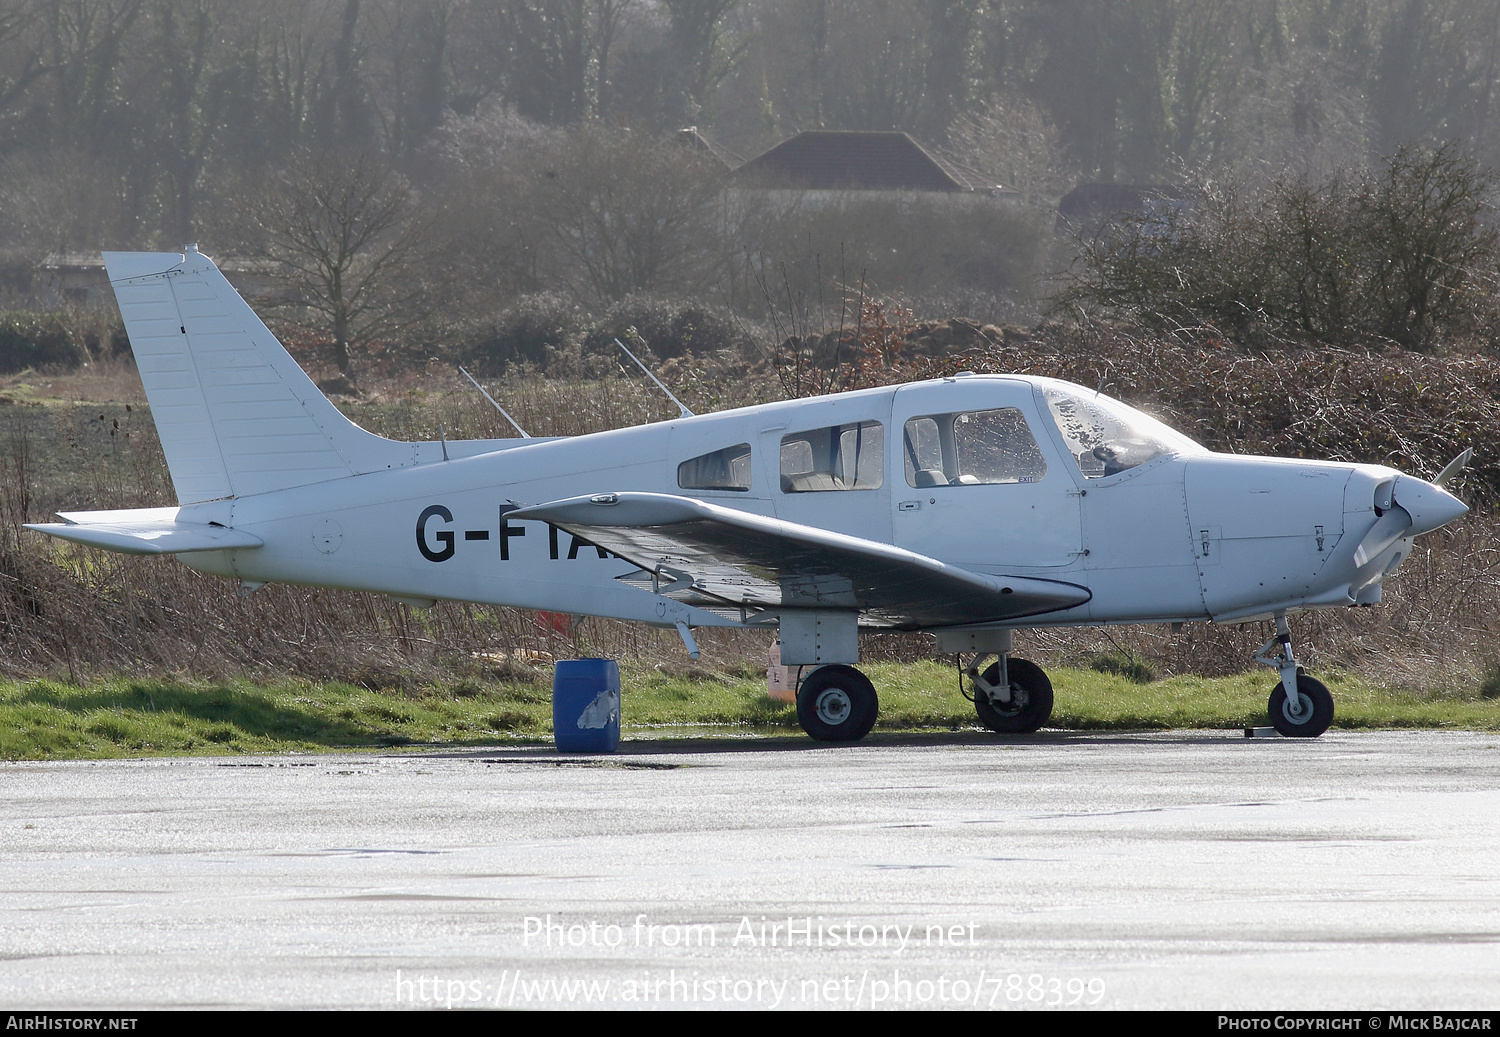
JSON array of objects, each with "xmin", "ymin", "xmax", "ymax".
[
  {"xmin": 26, "ymin": 507, "xmax": 263, "ymax": 555},
  {"xmin": 508, "ymin": 492, "xmax": 1089, "ymax": 627}
]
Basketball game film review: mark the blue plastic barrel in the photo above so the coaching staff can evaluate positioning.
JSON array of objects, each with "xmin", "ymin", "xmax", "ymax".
[{"xmin": 552, "ymin": 658, "xmax": 621, "ymax": 753}]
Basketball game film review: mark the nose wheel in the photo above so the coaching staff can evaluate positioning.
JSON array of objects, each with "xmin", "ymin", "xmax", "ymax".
[{"xmin": 1268, "ymin": 674, "xmax": 1334, "ymax": 738}]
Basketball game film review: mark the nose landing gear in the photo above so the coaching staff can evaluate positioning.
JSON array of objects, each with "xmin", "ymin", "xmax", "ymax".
[{"xmin": 1255, "ymin": 613, "xmax": 1335, "ymax": 737}]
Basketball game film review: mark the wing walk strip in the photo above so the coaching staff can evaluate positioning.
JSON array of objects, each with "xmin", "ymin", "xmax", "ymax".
[{"xmin": 509, "ymin": 492, "xmax": 1090, "ymax": 629}]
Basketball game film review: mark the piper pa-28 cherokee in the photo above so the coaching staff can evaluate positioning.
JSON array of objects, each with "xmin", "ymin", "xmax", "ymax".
[{"xmin": 28, "ymin": 247, "xmax": 1471, "ymax": 742}]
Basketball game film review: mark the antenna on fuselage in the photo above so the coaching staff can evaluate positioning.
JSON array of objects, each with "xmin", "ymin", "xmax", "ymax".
[
  {"xmin": 458, "ymin": 366, "xmax": 531, "ymax": 438},
  {"xmin": 614, "ymin": 334, "xmax": 694, "ymax": 419}
]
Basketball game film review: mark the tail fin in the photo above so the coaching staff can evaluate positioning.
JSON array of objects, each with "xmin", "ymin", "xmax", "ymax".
[{"xmin": 104, "ymin": 246, "xmax": 421, "ymax": 503}]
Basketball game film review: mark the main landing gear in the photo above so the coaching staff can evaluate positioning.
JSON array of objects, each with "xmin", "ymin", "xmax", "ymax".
[
  {"xmin": 1255, "ymin": 613, "xmax": 1335, "ymax": 738},
  {"xmin": 963, "ymin": 654, "xmax": 1055, "ymax": 734},
  {"xmin": 795, "ymin": 664, "xmax": 879, "ymax": 742},
  {"xmin": 789, "ymin": 652, "xmax": 1058, "ymax": 742},
  {"xmin": 784, "ymin": 618, "xmax": 1059, "ymax": 743}
]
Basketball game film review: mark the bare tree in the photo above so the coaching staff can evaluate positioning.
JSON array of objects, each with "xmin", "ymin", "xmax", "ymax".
[
  {"xmin": 945, "ymin": 93, "xmax": 1072, "ymax": 208},
  {"xmin": 1360, "ymin": 142, "xmax": 1500, "ymax": 347},
  {"xmin": 519, "ymin": 125, "xmax": 731, "ymax": 305},
  {"xmin": 239, "ymin": 147, "xmax": 431, "ymax": 384}
]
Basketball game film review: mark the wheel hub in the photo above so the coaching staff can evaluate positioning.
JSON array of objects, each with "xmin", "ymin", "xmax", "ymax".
[
  {"xmin": 995, "ymin": 681, "xmax": 1027, "ymax": 713},
  {"xmin": 1281, "ymin": 692, "xmax": 1311, "ymax": 724},
  {"xmin": 814, "ymin": 689, "xmax": 851, "ymax": 725}
]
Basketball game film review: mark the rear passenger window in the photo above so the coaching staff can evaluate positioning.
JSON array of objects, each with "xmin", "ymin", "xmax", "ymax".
[
  {"xmin": 678, "ymin": 443, "xmax": 752, "ymax": 491},
  {"xmin": 780, "ymin": 421, "xmax": 883, "ymax": 492}
]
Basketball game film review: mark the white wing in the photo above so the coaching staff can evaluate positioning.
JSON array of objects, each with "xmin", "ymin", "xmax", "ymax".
[{"xmin": 509, "ymin": 492, "xmax": 1090, "ymax": 629}]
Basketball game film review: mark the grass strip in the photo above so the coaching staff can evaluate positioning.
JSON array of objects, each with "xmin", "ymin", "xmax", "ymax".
[{"xmin": 0, "ymin": 663, "xmax": 1495, "ymax": 761}]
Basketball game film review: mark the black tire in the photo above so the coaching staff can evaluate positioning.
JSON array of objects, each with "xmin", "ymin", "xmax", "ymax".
[
  {"xmin": 796, "ymin": 665, "xmax": 879, "ymax": 742},
  {"xmin": 974, "ymin": 657, "xmax": 1054, "ymax": 734},
  {"xmin": 1268, "ymin": 674, "xmax": 1334, "ymax": 738}
]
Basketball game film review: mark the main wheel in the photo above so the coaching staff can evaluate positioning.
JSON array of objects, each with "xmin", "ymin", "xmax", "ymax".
[
  {"xmin": 1268, "ymin": 674, "xmax": 1334, "ymax": 738},
  {"xmin": 974, "ymin": 657, "xmax": 1054, "ymax": 734},
  {"xmin": 796, "ymin": 665, "xmax": 879, "ymax": 742}
]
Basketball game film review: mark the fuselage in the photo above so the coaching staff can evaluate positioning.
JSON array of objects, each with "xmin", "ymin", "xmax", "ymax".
[{"xmin": 174, "ymin": 374, "xmax": 1463, "ymax": 632}]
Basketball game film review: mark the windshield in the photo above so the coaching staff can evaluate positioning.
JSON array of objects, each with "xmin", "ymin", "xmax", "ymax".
[{"xmin": 1039, "ymin": 383, "xmax": 1204, "ymax": 478}]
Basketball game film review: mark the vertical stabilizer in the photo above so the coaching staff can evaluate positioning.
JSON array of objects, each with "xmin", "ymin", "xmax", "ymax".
[{"xmin": 104, "ymin": 247, "xmax": 416, "ymax": 503}]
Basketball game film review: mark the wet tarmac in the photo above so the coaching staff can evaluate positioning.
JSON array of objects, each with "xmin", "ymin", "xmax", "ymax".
[{"xmin": 1, "ymin": 730, "xmax": 1497, "ymax": 1009}]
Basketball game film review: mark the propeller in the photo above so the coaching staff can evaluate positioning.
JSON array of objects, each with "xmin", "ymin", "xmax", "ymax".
[
  {"xmin": 1352, "ymin": 503, "xmax": 1411, "ymax": 568},
  {"xmin": 1433, "ymin": 447, "xmax": 1473, "ymax": 489},
  {"xmin": 1351, "ymin": 456, "xmax": 1471, "ymax": 569}
]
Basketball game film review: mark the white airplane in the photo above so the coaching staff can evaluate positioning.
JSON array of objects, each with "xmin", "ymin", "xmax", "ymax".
[{"xmin": 28, "ymin": 247, "xmax": 1470, "ymax": 742}]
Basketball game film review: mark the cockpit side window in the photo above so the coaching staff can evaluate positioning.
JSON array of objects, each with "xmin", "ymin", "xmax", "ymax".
[
  {"xmin": 678, "ymin": 443, "xmax": 752, "ymax": 491},
  {"xmin": 780, "ymin": 421, "xmax": 884, "ymax": 492},
  {"xmin": 902, "ymin": 408, "xmax": 1047, "ymax": 487}
]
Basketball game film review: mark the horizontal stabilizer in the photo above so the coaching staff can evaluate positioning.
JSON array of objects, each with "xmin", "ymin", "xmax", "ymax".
[
  {"xmin": 26, "ymin": 507, "xmax": 263, "ymax": 555},
  {"xmin": 509, "ymin": 492, "xmax": 1090, "ymax": 627}
]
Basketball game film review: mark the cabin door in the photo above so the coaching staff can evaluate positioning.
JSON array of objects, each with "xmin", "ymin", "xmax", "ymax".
[{"xmin": 890, "ymin": 379, "xmax": 1083, "ymax": 568}]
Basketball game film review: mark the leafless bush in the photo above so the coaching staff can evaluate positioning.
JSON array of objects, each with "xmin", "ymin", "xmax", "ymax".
[
  {"xmin": 1059, "ymin": 143, "xmax": 1500, "ymax": 351},
  {"xmin": 944, "ymin": 93, "xmax": 1073, "ymax": 209},
  {"xmin": 510, "ymin": 125, "xmax": 736, "ymax": 307},
  {"xmin": 746, "ymin": 195, "xmax": 1048, "ymax": 320}
]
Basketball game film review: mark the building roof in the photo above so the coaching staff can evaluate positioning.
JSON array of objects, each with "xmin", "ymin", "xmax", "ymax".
[
  {"xmin": 733, "ymin": 131, "xmax": 997, "ymax": 192},
  {"xmin": 675, "ymin": 127, "xmax": 744, "ymax": 169}
]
